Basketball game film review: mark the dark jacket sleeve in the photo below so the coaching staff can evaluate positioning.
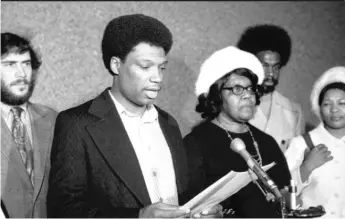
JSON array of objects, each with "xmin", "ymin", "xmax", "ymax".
[
  {"xmin": 47, "ymin": 112, "xmax": 95, "ymax": 217},
  {"xmin": 47, "ymin": 112, "xmax": 140, "ymax": 218}
]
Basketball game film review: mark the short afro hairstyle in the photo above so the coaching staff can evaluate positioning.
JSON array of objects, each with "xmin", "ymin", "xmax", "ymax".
[
  {"xmin": 1, "ymin": 32, "xmax": 42, "ymax": 70},
  {"xmin": 236, "ymin": 24, "xmax": 292, "ymax": 68},
  {"xmin": 101, "ymin": 14, "xmax": 173, "ymax": 75}
]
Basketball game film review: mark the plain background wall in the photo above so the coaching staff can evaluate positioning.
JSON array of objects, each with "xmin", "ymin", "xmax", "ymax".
[{"xmin": 2, "ymin": 1, "xmax": 345, "ymax": 136}]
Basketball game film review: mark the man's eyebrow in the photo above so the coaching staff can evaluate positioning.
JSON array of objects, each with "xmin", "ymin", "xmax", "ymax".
[
  {"xmin": 261, "ymin": 61, "xmax": 280, "ymax": 66},
  {"xmin": 1, "ymin": 59, "xmax": 31, "ymax": 63},
  {"xmin": 137, "ymin": 59, "xmax": 168, "ymax": 65},
  {"xmin": 1, "ymin": 60, "xmax": 16, "ymax": 63}
]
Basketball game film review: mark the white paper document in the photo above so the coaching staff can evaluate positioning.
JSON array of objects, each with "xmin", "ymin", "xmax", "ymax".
[{"xmin": 183, "ymin": 162, "xmax": 276, "ymax": 215}]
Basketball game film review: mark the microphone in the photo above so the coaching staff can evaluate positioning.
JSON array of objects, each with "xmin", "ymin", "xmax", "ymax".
[{"xmin": 230, "ymin": 138, "xmax": 282, "ymax": 201}]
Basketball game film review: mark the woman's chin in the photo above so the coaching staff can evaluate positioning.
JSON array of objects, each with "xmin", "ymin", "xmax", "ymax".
[{"xmin": 239, "ymin": 115, "xmax": 254, "ymax": 122}]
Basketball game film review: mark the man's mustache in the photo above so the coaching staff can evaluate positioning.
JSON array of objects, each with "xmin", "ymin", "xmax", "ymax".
[
  {"xmin": 10, "ymin": 79, "xmax": 30, "ymax": 86},
  {"xmin": 263, "ymin": 77, "xmax": 278, "ymax": 83}
]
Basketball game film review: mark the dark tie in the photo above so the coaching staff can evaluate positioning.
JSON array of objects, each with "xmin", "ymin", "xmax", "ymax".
[{"xmin": 11, "ymin": 107, "xmax": 34, "ymax": 186}]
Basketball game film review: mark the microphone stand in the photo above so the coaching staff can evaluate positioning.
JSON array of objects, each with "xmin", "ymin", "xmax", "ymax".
[
  {"xmin": 265, "ymin": 185, "xmax": 287, "ymax": 218},
  {"xmin": 249, "ymin": 170, "xmax": 287, "ymax": 218},
  {"xmin": 278, "ymin": 194, "xmax": 287, "ymax": 219},
  {"xmin": 229, "ymin": 138, "xmax": 290, "ymax": 218}
]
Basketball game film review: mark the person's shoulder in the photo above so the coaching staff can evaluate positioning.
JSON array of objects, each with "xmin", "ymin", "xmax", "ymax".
[
  {"xmin": 29, "ymin": 102, "xmax": 58, "ymax": 121},
  {"xmin": 30, "ymin": 102, "xmax": 57, "ymax": 114},
  {"xmin": 184, "ymin": 120, "xmax": 214, "ymax": 139},
  {"xmin": 308, "ymin": 124, "xmax": 322, "ymax": 136},
  {"xmin": 248, "ymin": 124, "xmax": 287, "ymax": 159},
  {"xmin": 290, "ymin": 125, "xmax": 321, "ymax": 145},
  {"xmin": 49, "ymin": 99, "xmax": 98, "ymax": 132},
  {"xmin": 304, "ymin": 124, "xmax": 326, "ymax": 145},
  {"xmin": 54, "ymin": 98, "xmax": 97, "ymax": 128},
  {"xmin": 248, "ymin": 123, "xmax": 277, "ymax": 144},
  {"xmin": 183, "ymin": 121, "xmax": 212, "ymax": 148},
  {"xmin": 60, "ymin": 89, "xmax": 114, "ymax": 118},
  {"xmin": 248, "ymin": 123, "xmax": 271, "ymax": 137},
  {"xmin": 289, "ymin": 134, "xmax": 305, "ymax": 145},
  {"xmin": 286, "ymin": 133, "xmax": 308, "ymax": 154},
  {"xmin": 155, "ymin": 105, "xmax": 179, "ymax": 126},
  {"xmin": 274, "ymin": 91, "xmax": 302, "ymax": 112},
  {"xmin": 155, "ymin": 105, "xmax": 172, "ymax": 118}
]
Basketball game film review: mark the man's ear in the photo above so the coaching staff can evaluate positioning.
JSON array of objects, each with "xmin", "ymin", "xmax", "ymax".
[{"xmin": 110, "ymin": 57, "xmax": 121, "ymax": 75}]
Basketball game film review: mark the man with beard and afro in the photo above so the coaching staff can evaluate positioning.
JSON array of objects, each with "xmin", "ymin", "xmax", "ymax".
[
  {"xmin": 1, "ymin": 32, "xmax": 57, "ymax": 218},
  {"xmin": 237, "ymin": 24, "xmax": 305, "ymax": 152}
]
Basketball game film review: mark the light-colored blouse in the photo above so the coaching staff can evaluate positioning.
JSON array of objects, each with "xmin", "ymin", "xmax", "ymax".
[
  {"xmin": 285, "ymin": 123, "xmax": 345, "ymax": 218},
  {"xmin": 285, "ymin": 124, "xmax": 345, "ymax": 218}
]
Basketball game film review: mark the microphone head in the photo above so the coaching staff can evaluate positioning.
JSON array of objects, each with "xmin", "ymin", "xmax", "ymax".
[{"xmin": 230, "ymin": 138, "xmax": 246, "ymax": 153}]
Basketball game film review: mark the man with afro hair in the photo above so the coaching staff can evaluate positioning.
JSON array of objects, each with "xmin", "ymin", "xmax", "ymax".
[
  {"xmin": 47, "ymin": 14, "xmax": 222, "ymax": 218},
  {"xmin": 237, "ymin": 24, "xmax": 305, "ymax": 152}
]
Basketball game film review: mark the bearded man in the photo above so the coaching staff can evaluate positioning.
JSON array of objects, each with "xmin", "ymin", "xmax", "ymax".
[
  {"xmin": 237, "ymin": 24, "xmax": 305, "ymax": 152},
  {"xmin": 1, "ymin": 32, "xmax": 57, "ymax": 218}
]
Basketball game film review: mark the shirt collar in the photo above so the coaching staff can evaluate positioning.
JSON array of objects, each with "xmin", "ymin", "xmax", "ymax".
[
  {"xmin": 0, "ymin": 102, "xmax": 28, "ymax": 119},
  {"xmin": 319, "ymin": 123, "xmax": 345, "ymax": 142},
  {"xmin": 108, "ymin": 91, "xmax": 158, "ymax": 123},
  {"xmin": 341, "ymin": 135, "xmax": 345, "ymax": 142}
]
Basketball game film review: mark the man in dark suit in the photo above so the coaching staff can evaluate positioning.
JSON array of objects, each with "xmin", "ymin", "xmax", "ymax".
[
  {"xmin": 47, "ymin": 14, "xmax": 222, "ymax": 218},
  {"xmin": 1, "ymin": 32, "xmax": 58, "ymax": 218}
]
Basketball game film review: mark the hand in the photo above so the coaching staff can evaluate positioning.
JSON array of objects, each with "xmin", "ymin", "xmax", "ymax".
[
  {"xmin": 300, "ymin": 144, "xmax": 333, "ymax": 182},
  {"xmin": 139, "ymin": 202, "xmax": 190, "ymax": 218},
  {"xmin": 192, "ymin": 204, "xmax": 223, "ymax": 218}
]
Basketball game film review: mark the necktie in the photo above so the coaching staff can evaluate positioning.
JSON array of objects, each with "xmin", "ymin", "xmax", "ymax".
[{"xmin": 11, "ymin": 107, "xmax": 34, "ymax": 186}]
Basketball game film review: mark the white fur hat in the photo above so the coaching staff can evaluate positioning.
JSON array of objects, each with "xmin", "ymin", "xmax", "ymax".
[
  {"xmin": 195, "ymin": 46, "xmax": 264, "ymax": 96},
  {"xmin": 310, "ymin": 66, "xmax": 345, "ymax": 120}
]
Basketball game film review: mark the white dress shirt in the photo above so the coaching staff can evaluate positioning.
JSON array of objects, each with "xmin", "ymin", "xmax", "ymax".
[
  {"xmin": 285, "ymin": 124, "xmax": 345, "ymax": 218},
  {"xmin": 1, "ymin": 102, "xmax": 33, "ymax": 145},
  {"xmin": 109, "ymin": 91, "xmax": 179, "ymax": 205}
]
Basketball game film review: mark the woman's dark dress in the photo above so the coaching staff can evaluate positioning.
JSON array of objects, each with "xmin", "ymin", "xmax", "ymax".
[{"xmin": 183, "ymin": 121, "xmax": 291, "ymax": 218}]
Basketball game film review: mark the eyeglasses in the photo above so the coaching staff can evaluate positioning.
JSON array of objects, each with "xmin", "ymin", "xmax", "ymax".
[{"xmin": 222, "ymin": 85, "xmax": 257, "ymax": 95}]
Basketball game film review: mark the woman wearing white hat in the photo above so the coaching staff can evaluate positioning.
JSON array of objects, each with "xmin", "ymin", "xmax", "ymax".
[
  {"xmin": 183, "ymin": 46, "xmax": 291, "ymax": 217},
  {"xmin": 285, "ymin": 66, "xmax": 345, "ymax": 218}
]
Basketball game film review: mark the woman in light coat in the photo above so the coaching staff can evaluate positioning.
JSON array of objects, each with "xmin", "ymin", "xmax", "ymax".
[{"xmin": 285, "ymin": 66, "xmax": 345, "ymax": 218}]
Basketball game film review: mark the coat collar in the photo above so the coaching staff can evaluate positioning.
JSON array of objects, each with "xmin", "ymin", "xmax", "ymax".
[
  {"xmin": 85, "ymin": 88, "xmax": 186, "ymax": 205},
  {"xmin": 1, "ymin": 102, "xmax": 54, "ymax": 201},
  {"xmin": 251, "ymin": 91, "xmax": 296, "ymax": 128},
  {"xmin": 86, "ymin": 89, "xmax": 152, "ymax": 205},
  {"xmin": 1, "ymin": 115, "xmax": 33, "ymax": 189},
  {"xmin": 27, "ymin": 102, "xmax": 55, "ymax": 201}
]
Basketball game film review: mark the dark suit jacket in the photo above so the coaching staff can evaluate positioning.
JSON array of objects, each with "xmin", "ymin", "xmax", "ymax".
[
  {"xmin": 47, "ymin": 88, "xmax": 188, "ymax": 218},
  {"xmin": 1, "ymin": 102, "xmax": 57, "ymax": 218}
]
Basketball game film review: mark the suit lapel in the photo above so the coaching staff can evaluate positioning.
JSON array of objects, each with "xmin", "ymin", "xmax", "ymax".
[
  {"xmin": 251, "ymin": 91, "xmax": 282, "ymax": 133},
  {"xmin": 85, "ymin": 90, "xmax": 151, "ymax": 205},
  {"xmin": 28, "ymin": 103, "xmax": 52, "ymax": 201},
  {"xmin": 1, "ymin": 117, "xmax": 33, "ymax": 191},
  {"xmin": 250, "ymin": 106, "xmax": 268, "ymax": 131},
  {"xmin": 265, "ymin": 91, "xmax": 281, "ymax": 133}
]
